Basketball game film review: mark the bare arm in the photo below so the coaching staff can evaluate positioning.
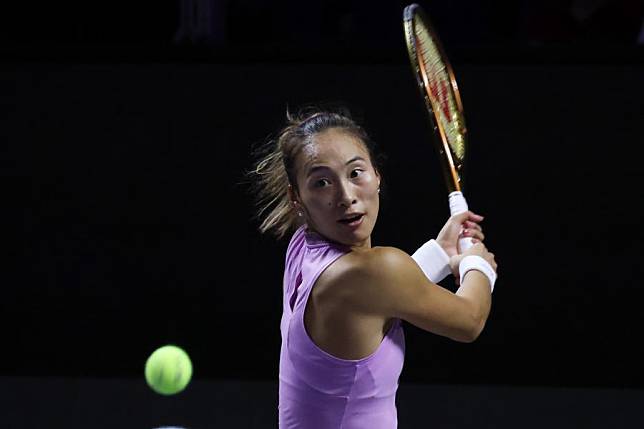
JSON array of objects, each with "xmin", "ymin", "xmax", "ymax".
[{"xmin": 344, "ymin": 246, "xmax": 494, "ymax": 342}]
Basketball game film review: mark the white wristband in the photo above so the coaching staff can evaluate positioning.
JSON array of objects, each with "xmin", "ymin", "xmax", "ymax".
[
  {"xmin": 459, "ymin": 255, "xmax": 496, "ymax": 293},
  {"xmin": 411, "ymin": 239, "xmax": 451, "ymax": 283}
]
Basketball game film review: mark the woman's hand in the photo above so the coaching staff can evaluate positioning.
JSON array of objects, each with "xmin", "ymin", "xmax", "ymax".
[
  {"xmin": 435, "ymin": 211, "xmax": 485, "ymax": 258},
  {"xmin": 448, "ymin": 242, "xmax": 497, "ymax": 284}
]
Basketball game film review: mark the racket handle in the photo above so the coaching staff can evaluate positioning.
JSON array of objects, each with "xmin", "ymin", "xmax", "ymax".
[{"xmin": 448, "ymin": 191, "xmax": 473, "ymax": 253}]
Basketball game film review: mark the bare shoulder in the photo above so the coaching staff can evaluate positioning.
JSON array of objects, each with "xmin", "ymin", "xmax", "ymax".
[
  {"xmin": 341, "ymin": 246, "xmax": 420, "ymax": 280},
  {"xmin": 321, "ymin": 245, "xmax": 490, "ymax": 342},
  {"xmin": 322, "ymin": 246, "xmax": 423, "ymax": 306}
]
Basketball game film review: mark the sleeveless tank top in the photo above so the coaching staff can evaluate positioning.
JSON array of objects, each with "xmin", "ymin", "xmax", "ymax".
[{"xmin": 278, "ymin": 225, "xmax": 406, "ymax": 428}]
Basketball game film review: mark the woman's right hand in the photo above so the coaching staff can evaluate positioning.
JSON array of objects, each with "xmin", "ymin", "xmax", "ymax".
[{"xmin": 449, "ymin": 242, "xmax": 497, "ymax": 284}]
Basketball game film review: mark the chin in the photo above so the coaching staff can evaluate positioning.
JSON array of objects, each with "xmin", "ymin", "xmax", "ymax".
[
  {"xmin": 336, "ymin": 226, "xmax": 373, "ymax": 247},
  {"xmin": 313, "ymin": 216, "xmax": 375, "ymax": 247}
]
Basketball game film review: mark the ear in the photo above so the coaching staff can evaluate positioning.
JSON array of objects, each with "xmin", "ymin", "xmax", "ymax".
[{"xmin": 287, "ymin": 184, "xmax": 299, "ymax": 206}]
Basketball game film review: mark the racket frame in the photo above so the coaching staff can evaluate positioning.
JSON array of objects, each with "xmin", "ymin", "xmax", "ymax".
[{"xmin": 403, "ymin": 3, "xmax": 467, "ymax": 194}]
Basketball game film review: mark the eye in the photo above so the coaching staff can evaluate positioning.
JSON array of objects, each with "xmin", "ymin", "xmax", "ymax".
[
  {"xmin": 350, "ymin": 169, "xmax": 364, "ymax": 178},
  {"xmin": 314, "ymin": 178, "xmax": 331, "ymax": 188}
]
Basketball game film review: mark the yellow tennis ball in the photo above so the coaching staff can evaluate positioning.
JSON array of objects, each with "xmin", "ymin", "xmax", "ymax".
[{"xmin": 145, "ymin": 345, "xmax": 193, "ymax": 395}]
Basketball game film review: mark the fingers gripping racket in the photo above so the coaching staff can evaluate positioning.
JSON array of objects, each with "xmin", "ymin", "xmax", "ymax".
[{"xmin": 403, "ymin": 3, "xmax": 473, "ymax": 252}]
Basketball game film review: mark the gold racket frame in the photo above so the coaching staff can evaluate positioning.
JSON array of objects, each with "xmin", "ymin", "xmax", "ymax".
[{"xmin": 403, "ymin": 3, "xmax": 467, "ymax": 193}]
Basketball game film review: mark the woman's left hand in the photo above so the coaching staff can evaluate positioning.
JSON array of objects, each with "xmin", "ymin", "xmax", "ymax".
[{"xmin": 435, "ymin": 211, "xmax": 485, "ymax": 258}]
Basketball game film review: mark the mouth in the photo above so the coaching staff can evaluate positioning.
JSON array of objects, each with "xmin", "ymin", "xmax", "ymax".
[{"xmin": 338, "ymin": 213, "xmax": 365, "ymax": 227}]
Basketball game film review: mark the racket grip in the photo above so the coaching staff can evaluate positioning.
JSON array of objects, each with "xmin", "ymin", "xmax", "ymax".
[{"xmin": 448, "ymin": 191, "xmax": 473, "ymax": 253}]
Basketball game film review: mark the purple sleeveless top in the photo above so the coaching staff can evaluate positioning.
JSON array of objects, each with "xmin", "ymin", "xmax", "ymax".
[{"xmin": 278, "ymin": 225, "xmax": 405, "ymax": 428}]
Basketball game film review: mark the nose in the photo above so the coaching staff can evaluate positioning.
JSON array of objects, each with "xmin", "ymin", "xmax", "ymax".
[{"xmin": 336, "ymin": 180, "xmax": 357, "ymax": 208}]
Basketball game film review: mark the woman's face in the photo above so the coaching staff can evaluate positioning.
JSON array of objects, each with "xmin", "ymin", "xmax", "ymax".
[{"xmin": 292, "ymin": 128, "xmax": 381, "ymax": 250}]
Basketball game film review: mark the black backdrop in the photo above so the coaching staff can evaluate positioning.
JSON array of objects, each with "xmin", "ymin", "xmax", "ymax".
[
  {"xmin": 4, "ymin": 1, "xmax": 644, "ymax": 393},
  {"xmin": 7, "ymin": 60, "xmax": 643, "ymax": 389}
]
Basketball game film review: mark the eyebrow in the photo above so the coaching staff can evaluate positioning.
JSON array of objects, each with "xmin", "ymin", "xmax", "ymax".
[{"xmin": 306, "ymin": 156, "xmax": 366, "ymax": 176}]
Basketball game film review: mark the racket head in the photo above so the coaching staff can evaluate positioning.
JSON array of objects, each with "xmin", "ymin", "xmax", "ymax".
[{"xmin": 403, "ymin": 3, "xmax": 467, "ymax": 193}]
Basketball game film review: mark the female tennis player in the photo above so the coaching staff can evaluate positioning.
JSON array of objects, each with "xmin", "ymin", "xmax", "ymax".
[{"xmin": 249, "ymin": 108, "xmax": 497, "ymax": 428}]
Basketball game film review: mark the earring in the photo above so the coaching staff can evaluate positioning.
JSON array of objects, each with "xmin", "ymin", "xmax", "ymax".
[
  {"xmin": 298, "ymin": 211, "xmax": 303, "ymax": 217},
  {"xmin": 378, "ymin": 188, "xmax": 380, "ymax": 193}
]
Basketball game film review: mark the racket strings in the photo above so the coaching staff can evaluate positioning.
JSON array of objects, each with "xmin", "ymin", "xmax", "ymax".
[{"xmin": 415, "ymin": 23, "xmax": 466, "ymax": 161}]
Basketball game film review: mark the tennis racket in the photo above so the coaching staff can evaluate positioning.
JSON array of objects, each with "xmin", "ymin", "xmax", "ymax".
[{"xmin": 403, "ymin": 3, "xmax": 473, "ymax": 252}]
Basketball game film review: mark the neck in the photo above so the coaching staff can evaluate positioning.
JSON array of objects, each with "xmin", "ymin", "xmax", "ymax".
[{"xmin": 350, "ymin": 237, "xmax": 372, "ymax": 252}]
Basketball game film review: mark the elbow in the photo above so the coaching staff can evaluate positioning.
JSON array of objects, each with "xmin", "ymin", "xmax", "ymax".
[
  {"xmin": 454, "ymin": 310, "xmax": 487, "ymax": 343},
  {"xmin": 460, "ymin": 320, "xmax": 486, "ymax": 343},
  {"xmin": 458, "ymin": 296, "xmax": 490, "ymax": 343}
]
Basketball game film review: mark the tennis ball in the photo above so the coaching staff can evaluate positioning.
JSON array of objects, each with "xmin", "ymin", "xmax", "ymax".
[{"xmin": 145, "ymin": 345, "xmax": 193, "ymax": 395}]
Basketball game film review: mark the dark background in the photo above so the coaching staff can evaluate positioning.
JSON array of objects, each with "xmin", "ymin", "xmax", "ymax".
[{"xmin": 5, "ymin": 0, "xmax": 644, "ymax": 394}]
